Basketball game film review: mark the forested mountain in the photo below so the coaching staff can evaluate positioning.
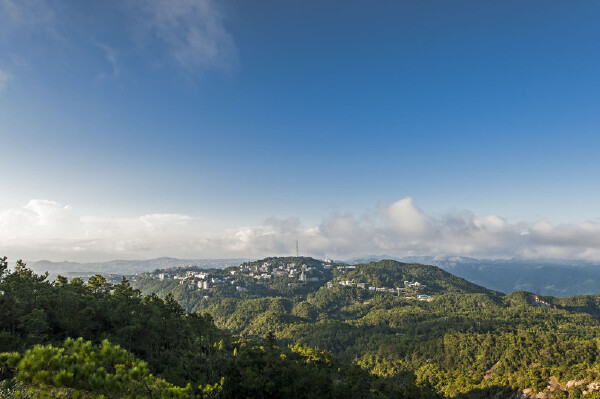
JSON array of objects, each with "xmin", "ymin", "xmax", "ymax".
[
  {"xmin": 0, "ymin": 257, "xmax": 381, "ymax": 398},
  {"xmin": 132, "ymin": 257, "xmax": 600, "ymax": 398},
  {"xmin": 349, "ymin": 256, "xmax": 600, "ymax": 297},
  {"xmin": 28, "ymin": 254, "xmax": 600, "ymax": 298},
  {"xmin": 7, "ymin": 255, "xmax": 600, "ymax": 397}
]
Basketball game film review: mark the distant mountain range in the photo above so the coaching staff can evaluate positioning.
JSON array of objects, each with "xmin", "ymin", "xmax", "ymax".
[
  {"xmin": 26, "ymin": 257, "xmax": 252, "ymax": 279},
  {"xmin": 347, "ymin": 255, "xmax": 600, "ymax": 297}
]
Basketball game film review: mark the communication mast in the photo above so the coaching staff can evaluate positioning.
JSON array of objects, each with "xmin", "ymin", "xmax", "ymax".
[{"xmin": 296, "ymin": 240, "xmax": 299, "ymax": 256}]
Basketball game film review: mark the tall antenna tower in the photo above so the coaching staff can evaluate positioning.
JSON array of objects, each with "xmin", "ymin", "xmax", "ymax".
[{"xmin": 296, "ymin": 240, "xmax": 299, "ymax": 256}]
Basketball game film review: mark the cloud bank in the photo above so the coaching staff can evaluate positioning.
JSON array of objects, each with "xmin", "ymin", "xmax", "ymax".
[{"xmin": 3, "ymin": 198, "xmax": 600, "ymax": 262}]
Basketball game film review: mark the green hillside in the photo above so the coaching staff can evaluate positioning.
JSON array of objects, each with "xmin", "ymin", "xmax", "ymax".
[
  {"xmin": 0, "ymin": 258, "xmax": 382, "ymax": 398},
  {"xmin": 7, "ymin": 256, "xmax": 600, "ymax": 398},
  {"xmin": 131, "ymin": 257, "xmax": 600, "ymax": 398},
  {"xmin": 342, "ymin": 260, "xmax": 497, "ymax": 295}
]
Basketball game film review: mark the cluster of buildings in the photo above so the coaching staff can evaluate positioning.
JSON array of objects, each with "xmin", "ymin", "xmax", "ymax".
[
  {"xmin": 327, "ymin": 280, "xmax": 402, "ymax": 294},
  {"xmin": 234, "ymin": 260, "xmax": 323, "ymax": 282},
  {"xmin": 147, "ymin": 258, "xmax": 435, "ymax": 301},
  {"xmin": 158, "ymin": 271, "xmax": 208, "ymax": 280},
  {"xmin": 148, "ymin": 258, "xmax": 332, "ymax": 294},
  {"xmin": 326, "ymin": 279, "xmax": 433, "ymax": 301},
  {"xmin": 155, "ymin": 269, "xmax": 227, "ymax": 291}
]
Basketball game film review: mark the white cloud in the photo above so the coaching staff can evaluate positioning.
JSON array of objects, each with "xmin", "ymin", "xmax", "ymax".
[
  {"xmin": 384, "ymin": 197, "xmax": 431, "ymax": 238},
  {"xmin": 129, "ymin": 0, "xmax": 237, "ymax": 72},
  {"xmin": 0, "ymin": 200, "xmax": 199, "ymax": 261},
  {"xmin": 4, "ymin": 198, "xmax": 600, "ymax": 262},
  {"xmin": 94, "ymin": 42, "xmax": 120, "ymax": 80}
]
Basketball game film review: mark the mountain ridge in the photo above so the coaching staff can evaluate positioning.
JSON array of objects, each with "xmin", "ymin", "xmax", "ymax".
[
  {"xmin": 22, "ymin": 254, "xmax": 600, "ymax": 297},
  {"xmin": 348, "ymin": 255, "xmax": 600, "ymax": 297}
]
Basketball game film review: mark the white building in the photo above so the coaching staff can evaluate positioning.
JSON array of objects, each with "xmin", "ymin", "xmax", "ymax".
[{"xmin": 299, "ymin": 271, "xmax": 306, "ymax": 282}]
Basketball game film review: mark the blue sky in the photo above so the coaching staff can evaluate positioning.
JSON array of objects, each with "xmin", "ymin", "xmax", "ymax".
[{"xmin": 1, "ymin": 0, "xmax": 600, "ymax": 261}]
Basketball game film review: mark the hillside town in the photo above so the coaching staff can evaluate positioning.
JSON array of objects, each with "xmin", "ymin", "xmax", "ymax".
[
  {"xmin": 141, "ymin": 257, "xmax": 432, "ymax": 300},
  {"xmin": 143, "ymin": 257, "xmax": 333, "ymax": 292},
  {"xmin": 328, "ymin": 278, "xmax": 433, "ymax": 301}
]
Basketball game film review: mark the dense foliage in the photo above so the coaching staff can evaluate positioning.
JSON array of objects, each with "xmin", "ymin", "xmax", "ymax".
[
  {"xmin": 133, "ymin": 258, "xmax": 600, "ymax": 398},
  {"xmin": 7, "ymin": 254, "xmax": 600, "ymax": 397},
  {"xmin": 0, "ymin": 338, "xmax": 197, "ymax": 398},
  {"xmin": 0, "ymin": 257, "xmax": 383, "ymax": 398}
]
